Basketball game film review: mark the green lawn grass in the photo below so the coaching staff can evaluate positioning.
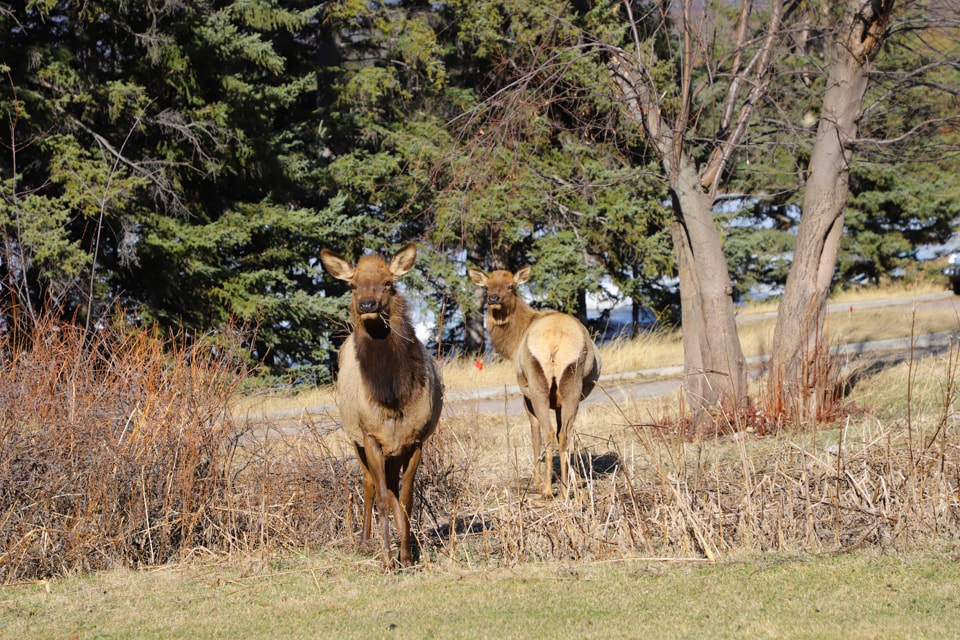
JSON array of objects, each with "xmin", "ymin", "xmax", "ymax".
[{"xmin": 4, "ymin": 549, "xmax": 959, "ymax": 639}]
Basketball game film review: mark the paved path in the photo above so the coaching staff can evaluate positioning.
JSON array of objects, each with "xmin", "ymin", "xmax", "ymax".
[{"xmin": 252, "ymin": 291, "xmax": 960, "ymax": 430}]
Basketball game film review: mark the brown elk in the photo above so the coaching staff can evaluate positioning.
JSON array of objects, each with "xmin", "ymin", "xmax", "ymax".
[
  {"xmin": 320, "ymin": 242, "xmax": 443, "ymax": 568},
  {"xmin": 468, "ymin": 266, "xmax": 600, "ymax": 497}
]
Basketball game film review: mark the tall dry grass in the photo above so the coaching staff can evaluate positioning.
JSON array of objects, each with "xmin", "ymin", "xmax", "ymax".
[
  {"xmin": 0, "ymin": 318, "xmax": 359, "ymax": 582},
  {"xmin": 0, "ymin": 318, "xmax": 243, "ymax": 579},
  {"xmin": 413, "ymin": 350, "xmax": 960, "ymax": 566},
  {"xmin": 2, "ymin": 314, "xmax": 959, "ymax": 583},
  {"xmin": 415, "ymin": 317, "xmax": 960, "ymax": 565}
]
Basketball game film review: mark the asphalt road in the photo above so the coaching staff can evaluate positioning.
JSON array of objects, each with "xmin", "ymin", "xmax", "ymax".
[
  {"xmin": 266, "ymin": 290, "xmax": 960, "ymax": 427},
  {"xmin": 426, "ymin": 290, "xmax": 960, "ymax": 419}
]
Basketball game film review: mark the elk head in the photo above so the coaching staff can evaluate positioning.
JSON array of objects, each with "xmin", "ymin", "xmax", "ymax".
[
  {"xmin": 321, "ymin": 243, "xmax": 417, "ymax": 334},
  {"xmin": 468, "ymin": 266, "xmax": 531, "ymax": 325}
]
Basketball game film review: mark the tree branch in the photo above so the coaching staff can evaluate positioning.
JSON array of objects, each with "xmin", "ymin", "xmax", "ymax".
[
  {"xmin": 861, "ymin": 60, "xmax": 960, "ymax": 119},
  {"xmin": 703, "ymin": 0, "xmax": 785, "ymax": 199},
  {"xmin": 852, "ymin": 115, "xmax": 960, "ymax": 148},
  {"xmin": 675, "ymin": 0, "xmax": 694, "ymax": 175},
  {"xmin": 606, "ymin": 48, "xmax": 675, "ymax": 166},
  {"xmin": 717, "ymin": 0, "xmax": 754, "ymax": 136}
]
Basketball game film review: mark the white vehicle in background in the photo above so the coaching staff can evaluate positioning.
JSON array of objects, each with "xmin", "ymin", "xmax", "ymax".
[{"xmin": 943, "ymin": 253, "xmax": 960, "ymax": 294}]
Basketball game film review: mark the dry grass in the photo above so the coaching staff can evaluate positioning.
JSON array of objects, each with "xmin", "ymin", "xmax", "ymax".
[
  {"xmin": 737, "ymin": 279, "xmax": 946, "ymax": 316},
  {"xmin": 830, "ymin": 279, "xmax": 946, "ymax": 303},
  {"xmin": 441, "ymin": 327, "xmax": 686, "ymax": 393},
  {"xmin": 2, "ymin": 292, "xmax": 959, "ymax": 583},
  {"xmin": 0, "ymin": 318, "xmax": 246, "ymax": 580},
  {"xmin": 232, "ymin": 384, "xmax": 336, "ymax": 420},
  {"xmin": 442, "ymin": 353, "xmax": 517, "ymax": 392},
  {"xmin": 441, "ymin": 289, "xmax": 960, "ymax": 392},
  {"xmin": 410, "ymin": 353, "xmax": 960, "ymax": 566},
  {"xmin": 0, "ymin": 318, "xmax": 356, "ymax": 582}
]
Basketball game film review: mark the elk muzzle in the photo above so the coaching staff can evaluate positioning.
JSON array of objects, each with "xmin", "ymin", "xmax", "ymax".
[{"xmin": 358, "ymin": 298, "xmax": 380, "ymax": 315}]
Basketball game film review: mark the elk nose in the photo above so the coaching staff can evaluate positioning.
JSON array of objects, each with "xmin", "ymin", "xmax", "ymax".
[
  {"xmin": 358, "ymin": 299, "xmax": 378, "ymax": 314},
  {"xmin": 487, "ymin": 294, "xmax": 500, "ymax": 304}
]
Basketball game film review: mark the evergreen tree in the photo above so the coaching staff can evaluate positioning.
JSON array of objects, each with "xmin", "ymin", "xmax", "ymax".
[
  {"xmin": 1, "ymin": 1, "xmax": 356, "ymax": 379},
  {"xmin": 430, "ymin": 0, "xmax": 673, "ymax": 343}
]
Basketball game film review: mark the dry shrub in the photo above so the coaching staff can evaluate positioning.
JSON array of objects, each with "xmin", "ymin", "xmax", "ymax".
[
  {"xmin": 3, "ymin": 315, "xmax": 958, "ymax": 581},
  {"xmin": 225, "ymin": 417, "xmax": 357, "ymax": 554},
  {"xmin": 411, "ymin": 421, "xmax": 960, "ymax": 567},
  {"xmin": 0, "ymin": 314, "xmax": 460, "ymax": 581},
  {"xmin": 0, "ymin": 317, "xmax": 253, "ymax": 580},
  {"xmin": 625, "ymin": 418, "xmax": 960, "ymax": 559},
  {"xmin": 411, "ymin": 358, "xmax": 960, "ymax": 567},
  {"xmin": 232, "ymin": 320, "xmax": 957, "ymax": 567}
]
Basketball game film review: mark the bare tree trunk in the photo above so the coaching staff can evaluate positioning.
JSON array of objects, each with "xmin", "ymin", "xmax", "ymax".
[
  {"xmin": 769, "ymin": 0, "xmax": 894, "ymax": 419},
  {"xmin": 670, "ymin": 160, "xmax": 747, "ymax": 422},
  {"xmin": 463, "ymin": 242, "xmax": 489, "ymax": 356},
  {"xmin": 611, "ymin": 50, "xmax": 749, "ymax": 420},
  {"xmin": 610, "ymin": 50, "xmax": 747, "ymax": 422},
  {"xmin": 463, "ymin": 293, "xmax": 487, "ymax": 356},
  {"xmin": 604, "ymin": 0, "xmax": 784, "ymax": 426}
]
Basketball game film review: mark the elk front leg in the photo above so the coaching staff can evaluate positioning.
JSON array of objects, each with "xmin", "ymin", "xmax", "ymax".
[
  {"xmin": 395, "ymin": 444, "xmax": 423, "ymax": 568},
  {"xmin": 363, "ymin": 434, "xmax": 395, "ymax": 569},
  {"xmin": 354, "ymin": 444, "xmax": 375, "ymax": 546}
]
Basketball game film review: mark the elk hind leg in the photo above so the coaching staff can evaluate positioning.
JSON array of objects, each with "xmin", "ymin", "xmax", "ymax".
[
  {"xmin": 555, "ymin": 404, "xmax": 582, "ymax": 497},
  {"xmin": 522, "ymin": 397, "xmax": 546, "ymax": 496},
  {"xmin": 525, "ymin": 393, "xmax": 555, "ymax": 497},
  {"xmin": 556, "ymin": 369, "xmax": 584, "ymax": 496}
]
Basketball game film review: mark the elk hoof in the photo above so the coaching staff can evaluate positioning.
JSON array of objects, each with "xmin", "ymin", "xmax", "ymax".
[{"xmin": 357, "ymin": 538, "xmax": 379, "ymax": 555}]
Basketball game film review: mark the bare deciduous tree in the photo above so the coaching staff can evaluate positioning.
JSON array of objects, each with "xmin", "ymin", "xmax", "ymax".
[
  {"xmin": 606, "ymin": 0, "xmax": 784, "ymax": 425},
  {"xmin": 768, "ymin": 0, "xmax": 899, "ymax": 419}
]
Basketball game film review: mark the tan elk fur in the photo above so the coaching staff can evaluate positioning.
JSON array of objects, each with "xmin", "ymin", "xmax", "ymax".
[
  {"xmin": 469, "ymin": 266, "xmax": 600, "ymax": 497},
  {"xmin": 320, "ymin": 242, "xmax": 442, "ymax": 568}
]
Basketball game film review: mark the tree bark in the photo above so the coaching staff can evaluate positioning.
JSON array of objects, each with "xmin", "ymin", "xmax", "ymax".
[
  {"xmin": 609, "ymin": 53, "xmax": 747, "ymax": 425},
  {"xmin": 463, "ymin": 293, "xmax": 487, "ymax": 356},
  {"xmin": 769, "ymin": 0, "xmax": 894, "ymax": 419},
  {"xmin": 604, "ymin": 0, "xmax": 785, "ymax": 426},
  {"xmin": 670, "ymin": 160, "xmax": 747, "ymax": 422},
  {"xmin": 463, "ymin": 241, "xmax": 490, "ymax": 356}
]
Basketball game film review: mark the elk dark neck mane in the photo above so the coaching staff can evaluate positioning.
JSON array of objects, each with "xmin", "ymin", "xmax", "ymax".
[
  {"xmin": 352, "ymin": 293, "xmax": 426, "ymax": 412},
  {"xmin": 488, "ymin": 299, "xmax": 549, "ymax": 360}
]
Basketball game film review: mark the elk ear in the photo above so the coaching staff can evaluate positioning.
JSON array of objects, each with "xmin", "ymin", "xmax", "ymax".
[
  {"xmin": 514, "ymin": 265, "xmax": 532, "ymax": 285},
  {"xmin": 389, "ymin": 242, "xmax": 417, "ymax": 276},
  {"xmin": 467, "ymin": 268, "xmax": 488, "ymax": 287},
  {"xmin": 319, "ymin": 249, "xmax": 354, "ymax": 281}
]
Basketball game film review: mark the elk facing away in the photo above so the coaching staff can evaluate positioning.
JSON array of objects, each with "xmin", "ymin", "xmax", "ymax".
[
  {"xmin": 469, "ymin": 266, "xmax": 600, "ymax": 497},
  {"xmin": 320, "ymin": 242, "xmax": 443, "ymax": 568}
]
